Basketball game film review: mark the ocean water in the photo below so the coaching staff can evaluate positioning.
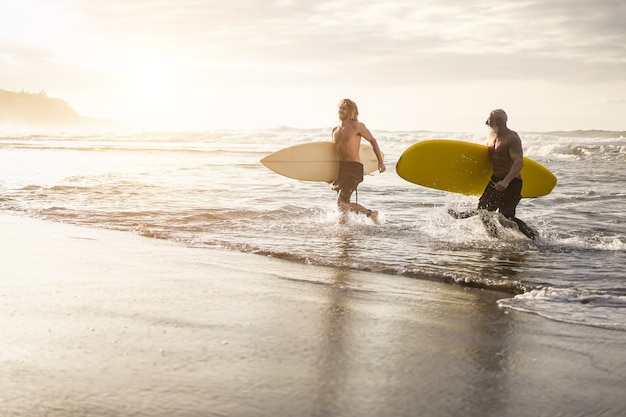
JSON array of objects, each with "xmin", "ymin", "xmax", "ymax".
[{"xmin": 1, "ymin": 127, "xmax": 624, "ymax": 331}]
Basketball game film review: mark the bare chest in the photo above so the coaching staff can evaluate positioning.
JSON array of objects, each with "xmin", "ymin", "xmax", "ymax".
[
  {"xmin": 333, "ymin": 126, "xmax": 359, "ymax": 143},
  {"xmin": 488, "ymin": 138, "xmax": 510, "ymax": 158}
]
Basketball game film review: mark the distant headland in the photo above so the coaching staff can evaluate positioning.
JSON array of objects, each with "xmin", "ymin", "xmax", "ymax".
[
  {"xmin": 0, "ymin": 88, "xmax": 119, "ymax": 129},
  {"xmin": 0, "ymin": 88, "xmax": 80, "ymax": 127}
]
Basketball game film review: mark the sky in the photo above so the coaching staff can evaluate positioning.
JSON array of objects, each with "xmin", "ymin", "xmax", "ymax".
[{"xmin": 1, "ymin": 0, "xmax": 625, "ymax": 132}]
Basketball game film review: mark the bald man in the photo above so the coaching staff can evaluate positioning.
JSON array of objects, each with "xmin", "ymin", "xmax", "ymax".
[{"xmin": 450, "ymin": 109, "xmax": 537, "ymax": 239}]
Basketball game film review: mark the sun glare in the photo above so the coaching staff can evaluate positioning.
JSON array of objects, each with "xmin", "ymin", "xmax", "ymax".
[
  {"xmin": 0, "ymin": 0, "xmax": 76, "ymax": 48},
  {"xmin": 112, "ymin": 56, "xmax": 181, "ymax": 129}
]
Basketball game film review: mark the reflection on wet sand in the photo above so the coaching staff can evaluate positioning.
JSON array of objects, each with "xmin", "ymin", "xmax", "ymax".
[
  {"xmin": 306, "ymin": 234, "xmax": 513, "ymax": 416},
  {"xmin": 4, "ymin": 215, "xmax": 623, "ymax": 417}
]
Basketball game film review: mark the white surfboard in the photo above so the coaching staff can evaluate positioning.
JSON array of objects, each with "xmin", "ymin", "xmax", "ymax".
[{"xmin": 261, "ymin": 142, "xmax": 381, "ymax": 182}]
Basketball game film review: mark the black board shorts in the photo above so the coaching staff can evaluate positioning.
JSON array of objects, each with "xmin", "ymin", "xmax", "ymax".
[
  {"xmin": 333, "ymin": 161, "xmax": 364, "ymax": 204},
  {"xmin": 478, "ymin": 176, "xmax": 523, "ymax": 218}
]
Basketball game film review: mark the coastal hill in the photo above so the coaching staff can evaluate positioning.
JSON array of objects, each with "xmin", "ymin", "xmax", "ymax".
[{"xmin": 0, "ymin": 88, "xmax": 81, "ymax": 127}]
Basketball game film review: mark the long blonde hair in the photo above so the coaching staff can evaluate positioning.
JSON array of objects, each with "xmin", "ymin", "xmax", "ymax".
[{"xmin": 340, "ymin": 99, "xmax": 359, "ymax": 121}]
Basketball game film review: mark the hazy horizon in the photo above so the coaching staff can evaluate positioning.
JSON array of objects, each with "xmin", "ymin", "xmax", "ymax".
[{"xmin": 2, "ymin": 1, "xmax": 624, "ymax": 132}]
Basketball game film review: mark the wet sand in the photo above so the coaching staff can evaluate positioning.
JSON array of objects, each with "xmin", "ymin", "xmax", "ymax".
[{"xmin": 1, "ymin": 213, "xmax": 625, "ymax": 417}]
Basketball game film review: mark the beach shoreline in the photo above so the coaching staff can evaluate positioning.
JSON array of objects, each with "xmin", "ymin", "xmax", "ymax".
[{"xmin": 1, "ymin": 212, "xmax": 625, "ymax": 417}]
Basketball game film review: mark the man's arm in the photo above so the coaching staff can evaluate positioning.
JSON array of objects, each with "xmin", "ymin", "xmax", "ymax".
[{"xmin": 357, "ymin": 122, "xmax": 386, "ymax": 173}]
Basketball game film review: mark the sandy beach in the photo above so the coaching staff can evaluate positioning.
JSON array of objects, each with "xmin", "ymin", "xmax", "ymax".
[{"xmin": 1, "ymin": 212, "xmax": 624, "ymax": 417}]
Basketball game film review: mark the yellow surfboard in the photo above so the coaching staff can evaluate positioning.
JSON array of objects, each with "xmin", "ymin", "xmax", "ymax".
[
  {"xmin": 396, "ymin": 140, "xmax": 557, "ymax": 198},
  {"xmin": 261, "ymin": 142, "xmax": 381, "ymax": 182}
]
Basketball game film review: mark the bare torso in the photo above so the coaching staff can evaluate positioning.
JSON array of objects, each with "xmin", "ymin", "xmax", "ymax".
[
  {"xmin": 488, "ymin": 129, "xmax": 523, "ymax": 179},
  {"xmin": 332, "ymin": 121, "xmax": 362, "ymax": 162}
]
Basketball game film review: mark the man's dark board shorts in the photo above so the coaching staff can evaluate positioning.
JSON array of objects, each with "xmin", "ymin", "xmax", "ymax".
[
  {"xmin": 478, "ymin": 176, "xmax": 523, "ymax": 218},
  {"xmin": 333, "ymin": 161, "xmax": 364, "ymax": 204}
]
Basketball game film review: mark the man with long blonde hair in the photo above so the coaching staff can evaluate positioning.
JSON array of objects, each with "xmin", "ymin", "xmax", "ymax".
[{"xmin": 331, "ymin": 99, "xmax": 386, "ymax": 223}]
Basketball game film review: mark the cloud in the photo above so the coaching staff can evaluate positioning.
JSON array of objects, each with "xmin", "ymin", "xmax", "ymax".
[
  {"xmin": 9, "ymin": 0, "xmax": 622, "ymax": 88},
  {"xmin": 1, "ymin": 0, "xmax": 624, "ymax": 130},
  {"xmin": 115, "ymin": 0, "xmax": 624, "ymax": 85}
]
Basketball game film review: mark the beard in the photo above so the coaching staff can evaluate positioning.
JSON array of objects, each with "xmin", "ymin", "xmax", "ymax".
[{"xmin": 488, "ymin": 125, "xmax": 499, "ymax": 142}]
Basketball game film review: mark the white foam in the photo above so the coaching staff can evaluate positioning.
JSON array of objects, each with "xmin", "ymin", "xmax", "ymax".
[{"xmin": 498, "ymin": 288, "xmax": 626, "ymax": 331}]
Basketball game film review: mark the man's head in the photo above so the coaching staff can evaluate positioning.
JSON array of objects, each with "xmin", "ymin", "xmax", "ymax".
[
  {"xmin": 486, "ymin": 109, "xmax": 508, "ymax": 138},
  {"xmin": 338, "ymin": 99, "xmax": 359, "ymax": 121},
  {"xmin": 486, "ymin": 109, "xmax": 507, "ymax": 128},
  {"xmin": 485, "ymin": 109, "xmax": 509, "ymax": 139}
]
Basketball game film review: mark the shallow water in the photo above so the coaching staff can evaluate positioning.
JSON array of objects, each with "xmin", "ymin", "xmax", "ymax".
[{"xmin": 1, "ymin": 128, "xmax": 624, "ymax": 331}]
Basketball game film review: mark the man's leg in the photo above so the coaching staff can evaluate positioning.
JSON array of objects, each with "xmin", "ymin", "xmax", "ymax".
[
  {"xmin": 476, "ymin": 181, "xmax": 502, "ymax": 236},
  {"xmin": 511, "ymin": 217, "xmax": 537, "ymax": 239},
  {"xmin": 501, "ymin": 179, "xmax": 537, "ymax": 240},
  {"xmin": 447, "ymin": 180, "xmax": 495, "ymax": 219}
]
